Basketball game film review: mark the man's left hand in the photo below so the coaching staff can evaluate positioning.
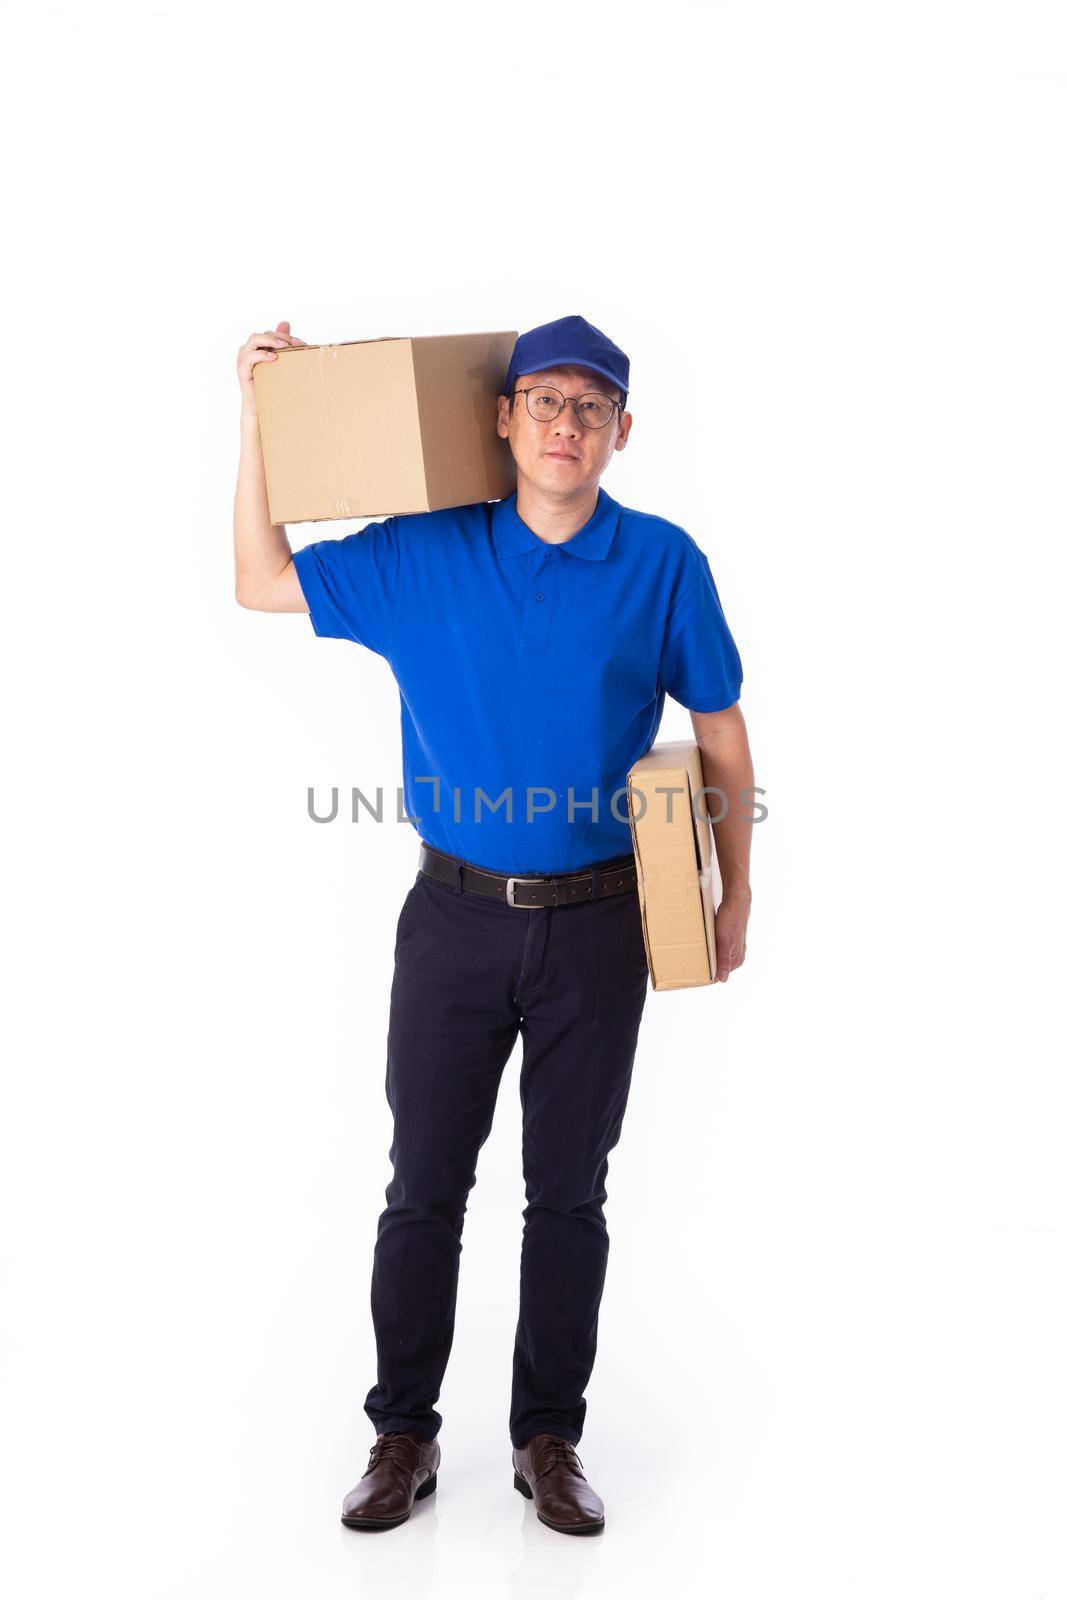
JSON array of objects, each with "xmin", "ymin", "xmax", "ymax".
[{"xmin": 713, "ymin": 892, "xmax": 751, "ymax": 983}]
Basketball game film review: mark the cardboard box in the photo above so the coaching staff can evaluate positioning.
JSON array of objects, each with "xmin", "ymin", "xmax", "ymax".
[
  {"xmin": 253, "ymin": 330, "xmax": 518, "ymax": 524},
  {"xmin": 626, "ymin": 740, "xmax": 722, "ymax": 991}
]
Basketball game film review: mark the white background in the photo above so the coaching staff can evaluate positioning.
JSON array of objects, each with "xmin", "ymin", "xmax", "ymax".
[{"xmin": 3, "ymin": 3, "xmax": 1065, "ymax": 1596}]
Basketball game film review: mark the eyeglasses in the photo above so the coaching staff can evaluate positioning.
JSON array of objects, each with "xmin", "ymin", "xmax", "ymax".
[{"xmin": 513, "ymin": 385, "xmax": 624, "ymax": 430}]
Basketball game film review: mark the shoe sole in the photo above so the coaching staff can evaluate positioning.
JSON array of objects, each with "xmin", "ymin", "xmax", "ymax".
[
  {"xmin": 341, "ymin": 1471, "xmax": 437, "ymax": 1530},
  {"xmin": 513, "ymin": 1470, "xmax": 605, "ymax": 1535}
]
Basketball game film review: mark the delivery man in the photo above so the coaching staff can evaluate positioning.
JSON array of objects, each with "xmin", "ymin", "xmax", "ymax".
[{"xmin": 233, "ymin": 313, "xmax": 755, "ymax": 1535}]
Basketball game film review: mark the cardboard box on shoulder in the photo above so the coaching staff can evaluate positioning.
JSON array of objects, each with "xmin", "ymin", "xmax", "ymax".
[
  {"xmin": 626, "ymin": 740, "xmax": 721, "ymax": 991},
  {"xmin": 252, "ymin": 330, "xmax": 518, "ymax": 524}
]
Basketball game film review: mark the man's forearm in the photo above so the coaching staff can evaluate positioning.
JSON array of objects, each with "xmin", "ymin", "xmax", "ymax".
[
  {"xmin": 692, "ymin": 707, "xmax": 755, "ymax": 899},
  {"xmin": 233, "ymin": 408, "xmax": 295, "ymax": 606},
  {"xmin": 707, "ymin": 757, "xmax": 754, "ymax": 900}
]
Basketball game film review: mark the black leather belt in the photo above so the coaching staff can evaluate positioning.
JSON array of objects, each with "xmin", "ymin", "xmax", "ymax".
[{"xmin": 417, "ymin": 841, "xmax": 638, "ymax": 909}]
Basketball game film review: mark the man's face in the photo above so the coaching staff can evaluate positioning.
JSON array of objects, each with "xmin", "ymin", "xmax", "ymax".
[{"xmin": 496, "ymin": 363, "xmax": 631, "ymax": 499}]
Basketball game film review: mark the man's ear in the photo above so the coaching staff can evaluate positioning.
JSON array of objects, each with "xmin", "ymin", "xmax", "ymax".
[
  {"xmin": 497, "ymin": 394, "xmax": 511, "ymax": 439},
  {"xmin": 614, "ymin": 410, "xmax": 633, "ymax": 452}
]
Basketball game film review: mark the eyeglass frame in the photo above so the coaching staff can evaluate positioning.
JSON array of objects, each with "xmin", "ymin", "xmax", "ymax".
[{"xmin": 510, "ymin": 383, "xmax": 627, "ymax": 429}]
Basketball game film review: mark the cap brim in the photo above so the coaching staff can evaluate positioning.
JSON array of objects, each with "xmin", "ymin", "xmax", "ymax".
[{"xmin": 509, "ymin": 355, "xmax": 627, "ymax": 398}]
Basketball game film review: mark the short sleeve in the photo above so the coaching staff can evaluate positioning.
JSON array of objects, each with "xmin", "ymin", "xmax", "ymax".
[
  {"xmin": 659, "ymin": 551, "xmax": 743, "ymax": 712},
  {"xmin": 292, "ymin": 517, "xmax": 401, "ymax": 658}
]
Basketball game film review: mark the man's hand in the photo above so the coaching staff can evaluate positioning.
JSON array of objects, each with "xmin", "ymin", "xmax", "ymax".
[
  {"xmin": 713, "ymin": 889, "xmax": 751, "ymax": 983},
  {"xmin": 236, "ymin": 320, "xmax": 307, "ymax": 417}
]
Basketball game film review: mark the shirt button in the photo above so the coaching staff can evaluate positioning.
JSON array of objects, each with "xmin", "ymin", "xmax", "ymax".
[{"xmin": 535, "ymin": 591, "xmax": 545, "ymax": 602}]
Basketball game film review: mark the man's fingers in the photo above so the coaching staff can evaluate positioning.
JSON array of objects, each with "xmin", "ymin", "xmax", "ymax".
[
  {"xmin": 242, "ymin": 326, "xmax": 307, "ymax": 362},
  {"xmin": 715, "ymin": 942, "xmax": 747, "ymax": 981},
  {"xmin": 715, "ymin": 938, "xmax": 746, "ymax": 981}
]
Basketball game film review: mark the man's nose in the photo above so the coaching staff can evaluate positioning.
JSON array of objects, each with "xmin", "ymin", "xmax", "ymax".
[{"xmin": 550, "ymin": 400, "xmax": 583, "ymax": 437}]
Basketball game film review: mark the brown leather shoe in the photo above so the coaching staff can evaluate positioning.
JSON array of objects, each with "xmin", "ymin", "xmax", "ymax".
[
  {"xmin": 341, "ymin": 1431, "xmax": 440, "ymax": 1530},
  {"xmin": 512, "ymin": 1434, "xmax": 605, "ymax": 1534}
]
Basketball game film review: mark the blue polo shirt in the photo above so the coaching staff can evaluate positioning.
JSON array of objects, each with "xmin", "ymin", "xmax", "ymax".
[{"xmin": 293, "ymin": 487, "xmax": 742, "ymax": 874}]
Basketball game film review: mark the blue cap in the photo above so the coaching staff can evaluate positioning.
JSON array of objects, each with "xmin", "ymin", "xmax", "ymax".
[{"xmin": 504, "ymin": 313, "xmax": 629, "ymax": 407}]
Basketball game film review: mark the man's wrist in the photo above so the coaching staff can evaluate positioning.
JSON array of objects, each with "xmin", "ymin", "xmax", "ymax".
[{"xmin": 720, "ymin": 881, "xmax": 752, "ymax": 905}]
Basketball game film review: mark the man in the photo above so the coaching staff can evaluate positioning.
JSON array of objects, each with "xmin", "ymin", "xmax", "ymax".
[{"xmin": 233, "ymin": 313, "xmax": 755, "ymax": 1535}]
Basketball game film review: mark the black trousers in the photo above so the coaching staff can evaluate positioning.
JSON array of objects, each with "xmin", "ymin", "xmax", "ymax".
[{"xmin": 363, "ymin": 851, "xmax": 650, "ymax": 1449}]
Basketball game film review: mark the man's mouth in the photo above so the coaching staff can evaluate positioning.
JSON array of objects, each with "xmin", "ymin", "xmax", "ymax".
[{"xmin": 545, "ymin": 450, "xmax": 580, "ymax": 461}]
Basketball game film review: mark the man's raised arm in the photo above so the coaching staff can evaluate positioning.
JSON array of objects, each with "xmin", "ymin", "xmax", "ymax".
[{"xmin": 233, "ymin": 320, "xmax": 309, "ymax": 613}]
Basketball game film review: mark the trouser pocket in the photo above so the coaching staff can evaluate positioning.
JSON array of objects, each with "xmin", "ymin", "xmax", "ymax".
[{"xmin": 393, "ymin": 879, "xmax": 420, "ymax": 960}]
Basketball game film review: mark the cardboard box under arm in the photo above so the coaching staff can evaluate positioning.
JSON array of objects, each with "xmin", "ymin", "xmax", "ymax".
[
  {"xmin": 626, "ymin": 740, "xmax": 722, "ymax": 991},
  {"xmin": 252, "ymin": 330, "xmax": 518, "ymax": 524}
]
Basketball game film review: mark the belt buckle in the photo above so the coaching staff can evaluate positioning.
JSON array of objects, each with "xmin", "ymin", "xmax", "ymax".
[{"xmin": 505, "ymin": 875, "xmax": 544, "ymax": 907}]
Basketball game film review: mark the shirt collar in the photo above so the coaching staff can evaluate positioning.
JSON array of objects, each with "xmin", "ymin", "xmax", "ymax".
[{"xmin": 491, "ymin": 487, "xmax": 622, "ymax": 562}]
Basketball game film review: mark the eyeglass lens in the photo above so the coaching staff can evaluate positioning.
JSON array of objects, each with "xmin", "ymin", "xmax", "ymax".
[{"xmin": 524, "ymin": 386, "xmax": 616, "ymax": 429}]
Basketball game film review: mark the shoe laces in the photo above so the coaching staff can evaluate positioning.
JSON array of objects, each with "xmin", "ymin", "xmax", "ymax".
[
  {"xmin": 541, "ymin": 1435, "xmax": 584, "ymax": 1473},
  {"xmin": 367, "ymin": 1432, "xmax": 413, "ymax": 1471}
]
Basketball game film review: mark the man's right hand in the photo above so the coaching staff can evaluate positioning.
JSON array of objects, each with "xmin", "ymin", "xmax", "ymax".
[{"xmin": 236, "ymin": 320, "xmax": 307, "ymax": 417}]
